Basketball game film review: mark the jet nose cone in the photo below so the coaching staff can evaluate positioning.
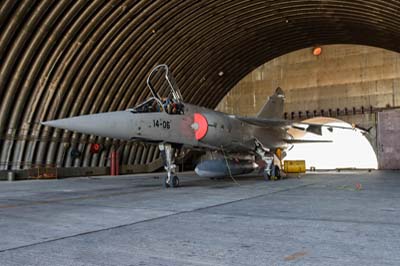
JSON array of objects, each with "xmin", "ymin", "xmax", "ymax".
[
  {"xmin": 41, "ymin": 115, "xmax": 97, "ymax": 132},
  {"xmin": 41, "ymin": 111, "xmax": 135, "ymax": 139},
  {"xmin": 41, "ymin": 119, "xmax": 74, "ymax": 129}
]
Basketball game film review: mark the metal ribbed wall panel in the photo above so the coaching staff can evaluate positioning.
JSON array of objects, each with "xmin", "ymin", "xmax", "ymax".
[{"xmin": 1, "ymin": 0, "xmax": 399, "ymax": 170}]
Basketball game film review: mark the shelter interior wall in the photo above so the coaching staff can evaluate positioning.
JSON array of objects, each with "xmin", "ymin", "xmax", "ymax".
[{"xmin": 217, "ymin": 45, "xmax": 400, "ymax": 117}]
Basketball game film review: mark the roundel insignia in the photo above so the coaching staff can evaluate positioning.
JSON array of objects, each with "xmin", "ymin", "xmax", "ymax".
[{"xmin": 193, "ymin": 113, "xmax": 208, "ymax": 140}]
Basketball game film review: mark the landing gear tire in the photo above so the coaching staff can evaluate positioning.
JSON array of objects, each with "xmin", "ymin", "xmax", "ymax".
[
  {"xmin": 263, "ymin": 172, "xmax": 271, "ymax": 181},
  {"xmin": 172, "ymin": 175, "xmax": 180, "ymax": 187},
  {"xmin": 275, "ymin": 166, "xmax": 281, "ymax": 180},
  {"xmin": 163, "ymin": 176, "xmax": 170, "ymax": 188},
  {"xmin": 163, "ymin": 175, "xmax": 180, "ymax": 188}
]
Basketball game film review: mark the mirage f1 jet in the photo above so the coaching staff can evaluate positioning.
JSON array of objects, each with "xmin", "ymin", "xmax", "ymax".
[{"xmin": 42, "ymin": 64, "xmax": 354, "ymax": 187}]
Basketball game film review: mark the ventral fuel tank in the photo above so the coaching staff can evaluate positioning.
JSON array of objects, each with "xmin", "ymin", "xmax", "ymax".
[{"xmin": 195, "ymin": 159, "xmax": 257, "ymax": 177}]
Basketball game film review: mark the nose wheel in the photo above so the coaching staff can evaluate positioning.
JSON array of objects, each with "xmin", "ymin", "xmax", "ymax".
[
  {"xmin": 159, "ymin": 143, "xmax": 180, "ymax": 188},
  {"xmin": 163, "ymin": 175, "xmax": 180, "ymax": 188}
]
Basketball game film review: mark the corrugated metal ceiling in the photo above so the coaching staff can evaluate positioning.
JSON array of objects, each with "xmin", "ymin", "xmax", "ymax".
[{"xmin": 1, "ymin": 0, "xmax": 399, "ymax": 170}]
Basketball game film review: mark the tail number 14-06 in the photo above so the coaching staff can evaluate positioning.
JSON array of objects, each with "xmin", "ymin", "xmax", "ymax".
[{"xmin": 153, "ymin": 120, "xmax": 171, "ymax": 129}]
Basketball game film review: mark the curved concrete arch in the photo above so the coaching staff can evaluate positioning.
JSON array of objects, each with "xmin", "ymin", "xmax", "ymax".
[{"xmin": 1, "ymin": 0, "xmax": 400, "ymax": 171}]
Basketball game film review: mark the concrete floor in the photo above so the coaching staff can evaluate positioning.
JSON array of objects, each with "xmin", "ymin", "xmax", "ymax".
[{"xmin": 0, "ymin": 171, "xmax": 399, "ymax": 266}]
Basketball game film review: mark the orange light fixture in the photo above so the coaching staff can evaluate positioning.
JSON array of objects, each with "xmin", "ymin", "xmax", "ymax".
[
  {"xmin": 313, "ymin": 47, "xmax": 322, "ymax": 56},
  {"xmin": 90, "ymin": 143, "xmax": 101, "ymax": 153}
]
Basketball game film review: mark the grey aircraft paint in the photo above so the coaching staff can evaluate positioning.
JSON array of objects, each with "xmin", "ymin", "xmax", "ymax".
[{"xmin": 42, "ymin": 65, "xmax": 355, "ymax": 187}]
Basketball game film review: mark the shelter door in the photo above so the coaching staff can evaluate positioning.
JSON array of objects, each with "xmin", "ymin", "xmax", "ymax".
[{"xmin": 377, "ymin": 110, "xmax": 400, "ymax": 169}]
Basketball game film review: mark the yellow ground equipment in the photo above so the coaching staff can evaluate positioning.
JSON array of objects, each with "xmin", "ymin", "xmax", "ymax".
[{"xmin": 284, "ymin": 160, "xmax": 306, "ymax": 173}]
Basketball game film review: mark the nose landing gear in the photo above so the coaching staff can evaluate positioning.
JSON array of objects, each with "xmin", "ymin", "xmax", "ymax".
[
  {"xmin": 164, "ymin": 175, "xmax": 180, "ymax": 188},
  {"xmin": 159, "ymin": 143, "xmax": 180, "ymax": 188}
]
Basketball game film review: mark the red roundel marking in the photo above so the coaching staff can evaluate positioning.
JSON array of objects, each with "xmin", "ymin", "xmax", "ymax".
[{"xmin": 194, "ymin": 113, "xmax": 208, "ymax": 140}]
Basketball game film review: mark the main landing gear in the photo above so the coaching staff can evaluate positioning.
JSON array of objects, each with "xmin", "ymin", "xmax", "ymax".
[
  {"xmin": 255, "ymin": 142, "xmax": 281, "ymax": 180},
  {"xmin": 269, "ymin": 164, "xmax": 281, "ymax": 180},
  {"xmin": 159, "ymin": 143, "xmax": 180, "ymax": 188}
]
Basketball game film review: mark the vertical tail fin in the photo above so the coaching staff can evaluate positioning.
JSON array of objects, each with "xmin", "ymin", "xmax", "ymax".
[{"xmin": 257, "ymin": 87, "xmax": 285, "ymax": 119}]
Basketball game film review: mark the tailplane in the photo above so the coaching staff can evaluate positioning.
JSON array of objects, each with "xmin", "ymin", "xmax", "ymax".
[{"xmin": 257, "ymin": 87, "xmax": 285, "ymax": 119}]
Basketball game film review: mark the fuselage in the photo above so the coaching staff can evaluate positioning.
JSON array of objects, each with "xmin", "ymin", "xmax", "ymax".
[
  {"xmin": 43, "ymin": 102, "xmax": 291, "ymax": 154},
  {"xmin": 124, "ymin": 103, "xmax": 290, "ymax": 153},
  {"xmin": 41, "ymin": 64, "xmax": 291, "ymax": 182}
]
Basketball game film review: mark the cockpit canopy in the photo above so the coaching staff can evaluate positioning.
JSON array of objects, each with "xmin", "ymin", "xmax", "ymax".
[
  {"xmin": 131, "ymin": 96, "xmax": 184, "ymax": 114},
  {"xmin": 129, "ymin": 64, "xmax": 185, "ymax": 114},
  {"xmin": 147, "ymin": 64, "xmax": 183, "ymax": 103},
  {"xmin": 129, "ymin": 64, "xmax": 184, "ymax": 114}
]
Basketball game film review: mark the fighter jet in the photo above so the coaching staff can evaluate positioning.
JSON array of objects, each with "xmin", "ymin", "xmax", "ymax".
[{"xmin": 42, "ymin": 64, "xmax": 354, "ymax": 187}]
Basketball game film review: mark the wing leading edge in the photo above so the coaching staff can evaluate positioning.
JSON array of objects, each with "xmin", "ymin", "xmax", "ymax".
[{"xmin": 236, "ymin": 116, "xmax": 355, "ymax": 136}]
